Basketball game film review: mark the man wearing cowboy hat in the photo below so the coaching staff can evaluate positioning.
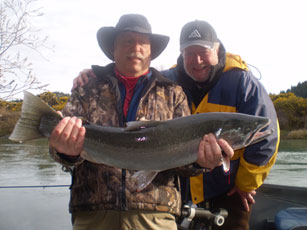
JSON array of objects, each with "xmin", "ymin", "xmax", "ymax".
[
  {"xmin": 73, "ymin": 18, "xmax": 279, "ymax": 230},
  {"xmin": 49, "ymin": 14, "xmax": 233, "ymax": 230}
]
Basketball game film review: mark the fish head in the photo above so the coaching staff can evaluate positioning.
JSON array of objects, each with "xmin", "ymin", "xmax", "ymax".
[{"xmin": 216, "ymin": 115, "xmax": 271, "ymax": 150}]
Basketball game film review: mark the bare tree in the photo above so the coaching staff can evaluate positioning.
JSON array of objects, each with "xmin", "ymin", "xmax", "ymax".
[{"xmin": 0, "ymin": 0, "xmax": 50, "ymax": 100}]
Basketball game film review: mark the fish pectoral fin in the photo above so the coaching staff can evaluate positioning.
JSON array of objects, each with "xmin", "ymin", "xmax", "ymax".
[
  {"xmin": 222, "ymin": 155, "xmax": 230, "ymax": 172},
  {"xmin": 125, "ymin": 120, "xmax": 162, "ymax": 131},
  {"xmin": 131, "ymin": 171, "xmax": 159, "ymax": 192}
]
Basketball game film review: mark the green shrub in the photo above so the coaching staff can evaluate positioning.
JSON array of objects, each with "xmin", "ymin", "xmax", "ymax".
[
  {"xmin": 287, "ymin": 129, "xmax": 307, "ymax": 139},
  {"xmin": 0, "ymin": 108, "xmax": 20, "ymax": 137}
]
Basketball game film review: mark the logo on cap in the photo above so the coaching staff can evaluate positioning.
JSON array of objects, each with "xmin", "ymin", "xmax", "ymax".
[{"xmin": 188, "ymin": 29, "xmax": 201, "ymax": 39}]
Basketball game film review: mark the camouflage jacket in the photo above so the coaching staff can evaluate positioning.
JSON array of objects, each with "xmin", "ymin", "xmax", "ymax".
[{"xmin": 50, "ymin": 63, "xmax": 199, "ymax": 215}]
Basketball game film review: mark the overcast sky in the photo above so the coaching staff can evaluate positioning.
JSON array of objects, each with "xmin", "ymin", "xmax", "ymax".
[{"xmin": 23, "ymin": 0, "xmax": 307, "ymax": 97}]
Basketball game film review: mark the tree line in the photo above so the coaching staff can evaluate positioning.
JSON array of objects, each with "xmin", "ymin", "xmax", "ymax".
[
  {"xmin": 271, "ymin": 92, "xmax": 307, "ymax": 130},
  {"xmin": 284, "ymin": 81, "xmax": 307, "ymax": 99},
  {"xmin": 271, "ymin": 80, "xmax": 307, "ymax": 131}
]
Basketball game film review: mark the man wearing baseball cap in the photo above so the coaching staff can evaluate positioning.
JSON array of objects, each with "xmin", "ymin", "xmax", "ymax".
[
  {"xmin": 72, "ymin": 19, "xmax": 279, "ymax": 229},
  {"xmin": 49, "ymin": 15, "xmax": 233, "ymax": 230},
  {"xmin": 163, "ymin": 20, "xmax": 280, "ymax": 230}
]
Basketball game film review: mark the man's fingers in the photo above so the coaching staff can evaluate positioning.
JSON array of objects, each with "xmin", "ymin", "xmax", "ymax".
[
  {"xmin": 50, "ymin": 117, "xmax": 70, "ymax": 143},
  {"xmin": 69, "ymin": 118, "xmax": 84, "ymax": 155},
  {"xmin": 73, "ymin": 78, "xmax": 78, "ymax": 89},
  {"xmin": 87, "ymin": 69, "xmax": 96, "ymax": 79},
  {"xmin": 49, "ymin": 117, "xmax": 84, "ymax": 156},
  {"xmin": 198, "ymin": 134, "xmax": 226, "ymax": 168},
  {"xmin": 75, "ymin": 126, "xmax": 86, "ymax": 153},
  {"xmin": 83, "ymin": 68, "xmax": 96, "ymax": 79},
  {"xmin": 80, "ymin": 72, "xmax": 89, "ymax": 86},
  {"xmin": 227, "ymin": 187, "xmax": 236, "ymax": 196},
  {"xmin": 68, "ymin": 118, "xmax": 83, "ymax": 145},
  {"xmin": 247, "ymin": 190, "xmax": 256, "ymax": 205},
  {"xmin": 196, "ymin": 137, "xmax": 207, "ymax": 167},
  {"xmin": 207, "ymin": 134, "xmax": 223, "ymax": 164},
  {"xmin": 72, "ymin": 69, "xmax": 93, "ymax": 89},
  {"xmin": 60, "ymin": 117, "xmax": 77, "ymax": 142},
  {"xmin": 72, "ymin": 75, "xmax": 85, "ymax": 89},
  {"xmin": 243, "ymin": 198, "xmax": 250, "ymax": 212},
  {"xmin": 79, "ymin": 69, "xmax": 95, "ymax": 87},
  {"xmin": 197, "ymin": 138, "xmax": 206, "ymax": 158},
  {"xmin": 241, "ymin": 191, "xmax": 256, "ymax": 212},
  {"xmin": 204, "ymin": 134, "xmax": 217, "ymax": 163},
  {"xmin": 197, "ymin": 134, "xmax": 234, "ymax": 169},
  {"xmin": 247, "ymin": 194, "xmax": 256, "ymax": 205},
  {"xmin": 197, "ymin": 134, "xmax": 216, "ymax": 168},
  {"xmin": 75, "ymin": 75, "xmax": 85, "ymax": 88},
  {"xmin": 49, "ymin": 117, "xmax": 71, "ymax": 153},
  {"xmin": 218, "ymin": 138, "xmax": 234, "ymax": 158}
]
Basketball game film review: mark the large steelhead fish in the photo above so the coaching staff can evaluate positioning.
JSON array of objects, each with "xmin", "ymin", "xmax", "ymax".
[{"xmin": 9, "ymin": 91, "xmax": 273, "ymax": 171}]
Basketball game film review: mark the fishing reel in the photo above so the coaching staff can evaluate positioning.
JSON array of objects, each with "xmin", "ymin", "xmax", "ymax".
[{"xmin": 178, "ymin": 204, "xmax": 228, "ymax": 230}]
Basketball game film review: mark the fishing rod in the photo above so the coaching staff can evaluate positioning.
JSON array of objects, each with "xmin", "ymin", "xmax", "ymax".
[
  {"xmin": 0, "ymin": 185, "xmax": 70, "ymax": 189},
  {"xmin": 248, "ymin": 63, "xmax": 262, "ymax": 80}
]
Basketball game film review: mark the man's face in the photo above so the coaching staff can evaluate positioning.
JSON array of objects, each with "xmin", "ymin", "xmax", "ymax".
[
  {"xmin": 113, "ymin": 31, "xmax": 151, "ymax": 77},
  {"xmin": 182, "ymin": 45, "xmax": 219, "ymax": 82}
]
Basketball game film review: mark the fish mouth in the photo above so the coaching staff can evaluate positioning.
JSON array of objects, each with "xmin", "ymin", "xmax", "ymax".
[{"xmin": 245, "ymin": 119, "xmax": 272, "ymax": 147}]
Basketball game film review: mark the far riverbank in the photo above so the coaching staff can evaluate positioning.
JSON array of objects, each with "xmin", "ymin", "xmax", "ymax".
[{"xmin": 1, "ymin": 110, "xmax": 307, "ymax": 140}]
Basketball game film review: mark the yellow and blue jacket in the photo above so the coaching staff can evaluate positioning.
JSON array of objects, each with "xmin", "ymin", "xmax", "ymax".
[{"xmin": 161, "ymin": 46, "xmax": 280, "ymax": 204}]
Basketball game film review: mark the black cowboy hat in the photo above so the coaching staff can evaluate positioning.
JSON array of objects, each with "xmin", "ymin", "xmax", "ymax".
[{"xmin": 97, "ymin": 14, "xmax": 169, "ymax": 61}]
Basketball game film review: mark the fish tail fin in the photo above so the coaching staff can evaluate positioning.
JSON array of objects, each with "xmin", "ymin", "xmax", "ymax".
[{"xmin": 9, "ymin": 91, "xmax": 60, "ymax": 142}]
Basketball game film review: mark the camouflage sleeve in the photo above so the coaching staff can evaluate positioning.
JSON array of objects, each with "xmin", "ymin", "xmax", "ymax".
[
  {"xmin": 49, "ymin": 146, "xmax": 84, "ymax": 167},
  {"xmin": 62, "ymin": 86, "xmax": 91, "ymax": 119},
  {"xmin": 172, "ymin": 85, "xmax": 191, "ymax": 118}
]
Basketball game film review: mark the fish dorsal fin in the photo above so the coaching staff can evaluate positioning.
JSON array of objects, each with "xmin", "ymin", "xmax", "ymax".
[{"xmin": 125, "ymin": 120, "xmax": 162, "ymax": 131}]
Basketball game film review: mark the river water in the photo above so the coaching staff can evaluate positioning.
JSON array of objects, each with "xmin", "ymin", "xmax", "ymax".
[
  {"xmin": 0, "ymin": 137, "xmax": 307, "ymax": 230},
  {"xmin": 0, "ymin": 138, "xmax": 71, "ymax": 230}
]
